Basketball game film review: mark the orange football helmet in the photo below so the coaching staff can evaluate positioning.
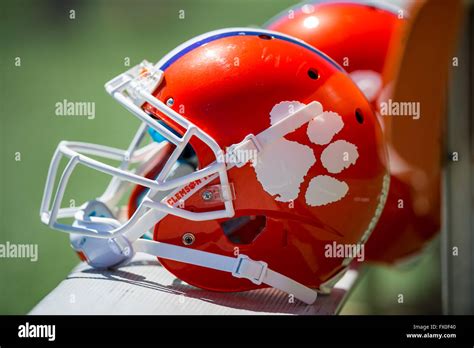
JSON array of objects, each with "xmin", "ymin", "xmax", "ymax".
[{"xmin": 41, "ymin": 28, "xmax": 389, "ymax": 303}]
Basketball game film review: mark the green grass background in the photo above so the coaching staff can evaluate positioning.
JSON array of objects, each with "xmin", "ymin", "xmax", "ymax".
[{"xmin": 0, "ymin": 0, "xmax": 441, "ymax": 314}]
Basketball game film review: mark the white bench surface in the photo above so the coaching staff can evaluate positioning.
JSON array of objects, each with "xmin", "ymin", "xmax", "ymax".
[{"xmin": 30, "ymin": 254, "xmax": 358, "ymax": 315}]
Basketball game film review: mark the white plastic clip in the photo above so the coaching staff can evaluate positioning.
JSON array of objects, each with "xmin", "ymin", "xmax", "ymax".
[
  {"xmin": 105, "ymin": 60, "xmax": 163, "ymax": 106},
  {"xmin": 232, "ymin": 254, "xmax": 268, "ymax": 285}
]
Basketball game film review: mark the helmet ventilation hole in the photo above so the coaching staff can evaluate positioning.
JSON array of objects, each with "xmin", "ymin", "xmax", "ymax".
[
  {"xmin": 355, "ymin": 108, "xmax": 364, "ymax": 124},
  {"xmin": 307, "ymin": 68, "xmax": 319, "ymax": 80},
  {"xmin": 258, "ymin": 34, "xmax": 274, "ymax": 40}
]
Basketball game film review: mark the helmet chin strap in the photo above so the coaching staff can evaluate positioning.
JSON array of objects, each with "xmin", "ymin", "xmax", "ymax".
[
  {"xmin": 72, "ymin": 207, "xmax": 319, "ymax": 305},
  {"xmin": 71, "ymin": 210, "xmax": 319, "ymax": 304},
  {"xmin": 133, "ymin": 239, "xmax": 318, "ymax": 305}
]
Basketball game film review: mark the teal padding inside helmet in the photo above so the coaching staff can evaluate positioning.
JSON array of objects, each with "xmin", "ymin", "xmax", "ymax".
[
  {"xmin": 147, "ymin": 121, "xmax": 196, "ymax": 161},
  {"xmin": 148, "ymin": 120, "xmax": 181, "ymax": 143}
]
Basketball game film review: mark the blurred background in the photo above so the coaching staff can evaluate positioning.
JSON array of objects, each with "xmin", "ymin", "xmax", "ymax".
[{"xmin": 0, "ymin": 0, "xmax": 442, "ymax": 314}]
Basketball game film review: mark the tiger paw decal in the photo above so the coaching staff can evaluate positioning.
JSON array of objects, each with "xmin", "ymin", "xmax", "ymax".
[{"xmin": 254, "ymin": 101, "xmax": 359, "ymax": 207}]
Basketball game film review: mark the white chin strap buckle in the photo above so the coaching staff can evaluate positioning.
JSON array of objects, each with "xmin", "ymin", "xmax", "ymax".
[{"xmin": 232, "ymin": 254, "xmax": 268, "ymax": 285}]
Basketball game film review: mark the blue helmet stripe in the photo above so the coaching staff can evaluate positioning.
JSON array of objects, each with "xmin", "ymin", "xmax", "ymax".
[{"xmin": 158, "ymin": 30, "xmax": 343, "ymax": 72}]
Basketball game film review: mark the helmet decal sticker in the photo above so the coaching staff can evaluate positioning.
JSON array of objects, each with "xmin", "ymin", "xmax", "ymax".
[
  {"xmin": 254, "ymin": 101, "xmax": 316, "ymax": 202},
  {"xmin": 270, "ymin": 100, "xmax": 306, "ymax": 125},
  {"xmin": 255, "ymin": 101, "xmax": 360, "ymax": 207},
  {"xmin": 320, "ymin": 140, "xmax": 359, "ymax": 174},
  {"xmin": 254, "ymin": 137, "xmax": 316, "ymax": 202},
  {"xmin": 305, "ymin": 175, "xmax": 349, "ymax": 207},
  {"xmin": 307, "ymin": 111, "xmax": 344, "ymax": 145}
]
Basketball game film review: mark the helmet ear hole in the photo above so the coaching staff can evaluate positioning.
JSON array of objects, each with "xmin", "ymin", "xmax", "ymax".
[{"xmin": 221, "ymin": 215, "xmax": 267, "ymax": 245}]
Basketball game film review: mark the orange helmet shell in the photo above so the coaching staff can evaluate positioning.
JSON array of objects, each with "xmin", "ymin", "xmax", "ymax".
[{"xmin": 140, "ymin": 30, "xmax": 389, "ymax": 291}]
